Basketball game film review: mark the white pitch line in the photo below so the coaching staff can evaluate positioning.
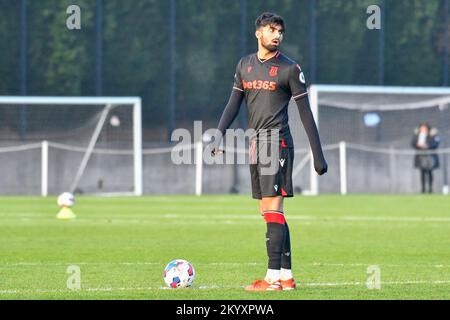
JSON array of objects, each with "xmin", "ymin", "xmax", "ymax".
[
  {"xmin": 0, "ymin": 262, "xmax": 264, "ymax": 267},
  {"xmin": 0, "ymin": 286, "xmax": 244, "ymax": 294},
  {"xmin": 160, "ymin": 214, "xmax": 450, "ymax": 223},
  {"xmin": 2, "ymin": 214, "xmax": 450, "ymax": 223},
  {"xmin": 1, "ymin": 280, "xmax": 450, "ymax": 294},
  {"xmin": 0, "ymin": 262, "xmax": 161, "ymax": 267},
  {"xmin": 311, "ymin": 262, "xmax": 450, "ymax": 268},
  {"xmin": 1, "ymin": 262, "xmax": 449, "ymax": 268},
  {"xmin": 303, "ymin": 280, "xmax": 450, "ymax": 287}
]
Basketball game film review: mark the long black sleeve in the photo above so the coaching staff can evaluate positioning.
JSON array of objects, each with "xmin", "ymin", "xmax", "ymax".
[
  {"xmin": 295, "ymin": 96, "xmax": 328, "ymax": 175},
  {"xmin": 212, "ymin": 89, "xmax": 245, "ymax": 146}
]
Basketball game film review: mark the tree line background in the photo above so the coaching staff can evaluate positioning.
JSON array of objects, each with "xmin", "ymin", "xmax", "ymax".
[{"xmin": 0, "ymin": 0, "xmax": 449, "ymax": 143}]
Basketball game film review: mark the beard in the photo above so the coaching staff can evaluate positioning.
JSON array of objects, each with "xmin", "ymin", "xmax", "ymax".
[{"xmin": 261, "ymin": 38, "xmax": 279, "ymax": 52}]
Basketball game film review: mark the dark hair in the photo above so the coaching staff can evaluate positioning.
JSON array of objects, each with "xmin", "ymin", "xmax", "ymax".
[
  {"xmin": 419, "ymin": 123, "xmax": 431, "ymax": 130},
  {"xmin": 255, "ymin": 12, "xmax": 285, "ymax": 31}
]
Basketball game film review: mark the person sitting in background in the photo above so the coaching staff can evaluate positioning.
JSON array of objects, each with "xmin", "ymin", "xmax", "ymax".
[{"xmin": 411, "ymin": 123, "xmax": 440, "ymax": 193}]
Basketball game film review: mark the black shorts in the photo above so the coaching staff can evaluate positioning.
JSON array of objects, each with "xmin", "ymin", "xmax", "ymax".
[{"xmin": 249, "ymin": 138, "xmax": 294, "ymax": 200}]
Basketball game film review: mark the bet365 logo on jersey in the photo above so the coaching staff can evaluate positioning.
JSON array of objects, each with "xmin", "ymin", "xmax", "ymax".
[{"xmin": 242, "ymin": 80, "xmax": 277, "ymax": 91}]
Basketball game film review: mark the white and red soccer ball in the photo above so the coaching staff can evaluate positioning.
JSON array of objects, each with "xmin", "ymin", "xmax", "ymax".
[{"xmin": 163, "ymin": 259, "xmax": 195, "ymax": 288}]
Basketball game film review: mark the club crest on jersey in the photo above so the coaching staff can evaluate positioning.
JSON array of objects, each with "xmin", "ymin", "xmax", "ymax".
[
  {"xmin": 247, "ymin": 66, "xmax": 253, "ymax": 73},
  {"xmin": 269, "ymin": 66, "xmax": 278, "ymax": 77}
]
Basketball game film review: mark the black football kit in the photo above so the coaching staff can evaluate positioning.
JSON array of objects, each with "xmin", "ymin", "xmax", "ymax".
[{"xmin": 213, "ymin": 51, "xmax": 327, "ymax": 199}]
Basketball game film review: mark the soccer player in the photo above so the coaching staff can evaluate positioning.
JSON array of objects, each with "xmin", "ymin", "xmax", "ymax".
[{"xmin": 209, "ymin": 12, "xmax": 328, "ymax": 291}]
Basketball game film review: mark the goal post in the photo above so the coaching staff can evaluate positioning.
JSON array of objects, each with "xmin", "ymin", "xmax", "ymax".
[
  {"xmin": 308, "ymin": 85, "xmax": 450, "ymax": 195},
  {"xmin": 0, "ymin": 96, "xmax": 142, "ymax": 196}
]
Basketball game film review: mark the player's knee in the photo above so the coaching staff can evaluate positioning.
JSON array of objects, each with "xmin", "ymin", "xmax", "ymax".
[{"xmin": 261, "ymin": 197, "xmax": 283, "ymax": 212}]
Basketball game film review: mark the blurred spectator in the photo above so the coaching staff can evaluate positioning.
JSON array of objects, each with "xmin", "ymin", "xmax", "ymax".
[{"xmin": 411, "ymin": 123, "xmax": 440, "ymax": 193}]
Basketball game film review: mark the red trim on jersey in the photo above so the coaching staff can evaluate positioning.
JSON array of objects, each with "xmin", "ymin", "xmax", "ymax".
[
  {"xmin": 281, "ymin": 139, "xmax": 287, "ymax": 148},
  {"xmin": 281, "ymin": 188, "xmax": 288, "ymax": 197},
  {"xmin": 264, "ymin": 211, "xmax": 286, "ymax": 224}
]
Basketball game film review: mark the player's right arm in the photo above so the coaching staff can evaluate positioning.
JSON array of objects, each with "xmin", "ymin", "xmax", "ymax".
[{"xmin": 209, "ymin": 61, "xmax": 245, "ymax": 155}]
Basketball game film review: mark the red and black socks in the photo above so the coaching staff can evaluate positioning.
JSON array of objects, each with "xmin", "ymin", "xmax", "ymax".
[{"xmin": 263, "ymin": 210, "xmax": 286, "ymax": 282}]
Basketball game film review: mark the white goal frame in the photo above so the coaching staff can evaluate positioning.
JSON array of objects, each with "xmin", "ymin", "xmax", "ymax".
[
  {"xmin": 308, "ymin": 85, "xmax": 450, "ymax": 195},
  {"xmin": 0, "ymin": 96, "xmax": 143, "ymax": 196}
]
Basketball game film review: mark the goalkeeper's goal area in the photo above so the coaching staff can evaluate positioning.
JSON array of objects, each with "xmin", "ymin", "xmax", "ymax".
[{"xmin": 0, "ymin": 96, "xmax": 142, "ymax": 196}]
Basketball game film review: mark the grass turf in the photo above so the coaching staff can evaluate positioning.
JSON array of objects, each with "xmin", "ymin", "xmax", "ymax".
[{"xmin": 0, "ymin": 194, "xmax": 449, "ymax": 300}]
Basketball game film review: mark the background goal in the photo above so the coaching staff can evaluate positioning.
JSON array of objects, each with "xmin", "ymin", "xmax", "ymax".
[
  {"xmin": 0, "ymin": 96, "xmax": 142, "ymax": 196},
  {"xmin": 302, "ymin": 85, "xmax": 450, "ymax": 194}
]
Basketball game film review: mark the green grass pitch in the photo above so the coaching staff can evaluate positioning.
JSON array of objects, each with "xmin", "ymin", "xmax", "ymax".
[{"xmin": 0, "ymin": 194, "xmax": 449, "ymax": 300}]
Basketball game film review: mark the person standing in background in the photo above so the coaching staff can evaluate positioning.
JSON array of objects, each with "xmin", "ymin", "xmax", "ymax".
[{"xmin": 412, "ymin": 123, "xmax": 440, "ymax": 193}]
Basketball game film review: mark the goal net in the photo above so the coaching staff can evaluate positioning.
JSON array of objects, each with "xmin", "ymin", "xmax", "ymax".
[
  {"xmin": 289, "ymin": 85, "xmax": 450, "ymax": 194},
  {"xmin": 0, "ymin": 97, "xmax": 142, "ymax": 196}
]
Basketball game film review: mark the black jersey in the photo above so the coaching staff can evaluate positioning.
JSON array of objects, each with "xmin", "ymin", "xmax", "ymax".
[{"xmin": 232, "ymin": 51, "xmax": 308, "ymax": 147}]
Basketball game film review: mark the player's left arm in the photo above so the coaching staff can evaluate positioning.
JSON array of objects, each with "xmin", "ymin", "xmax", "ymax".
[{"xmin": 289, "ymin": 64, "xmax": 328, "ymax": 175}]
